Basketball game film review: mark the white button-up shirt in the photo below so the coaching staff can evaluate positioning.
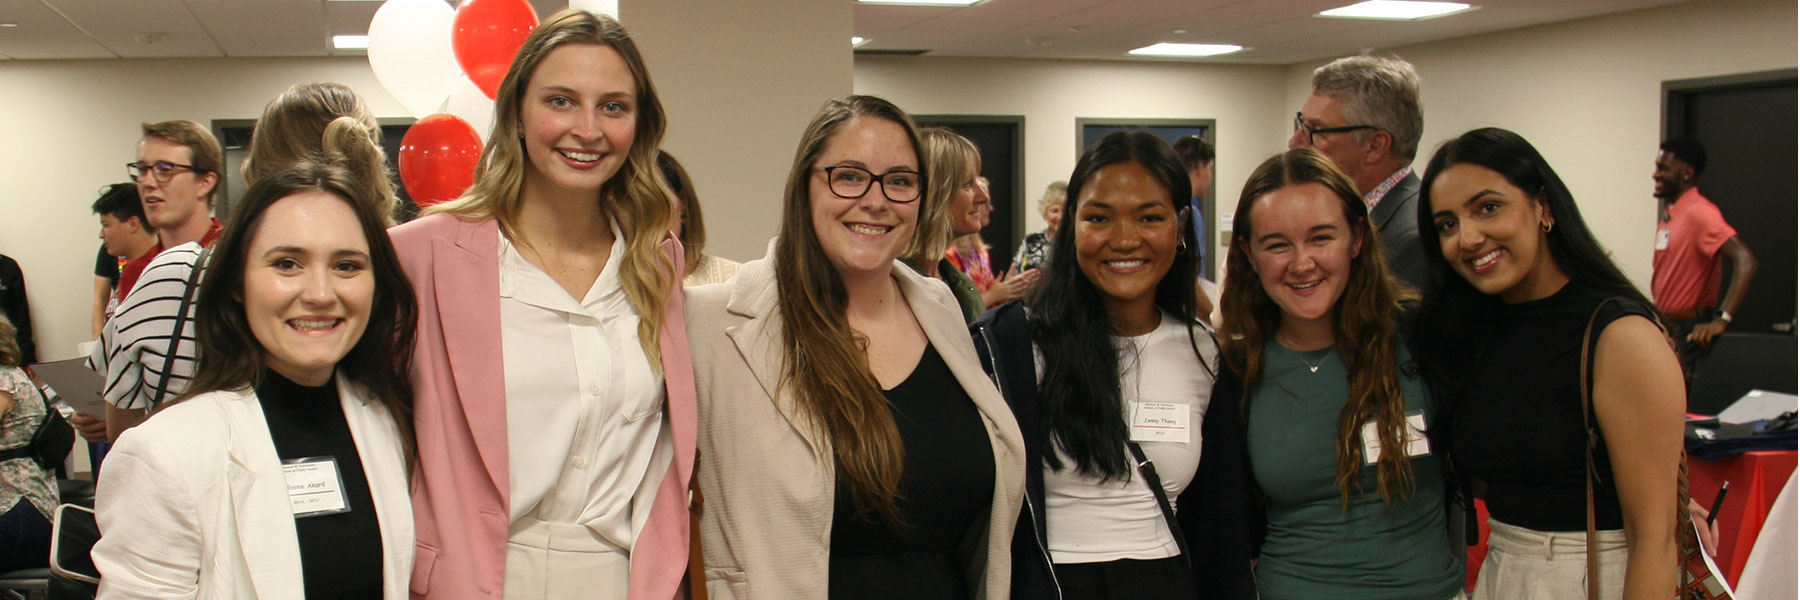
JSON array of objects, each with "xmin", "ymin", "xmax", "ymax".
[{"xmin": 498, "ymin": 224, "xmax": 665, "ymax": 549}]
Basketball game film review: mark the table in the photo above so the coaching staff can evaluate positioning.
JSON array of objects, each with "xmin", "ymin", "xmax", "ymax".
[
  {"xmin": 1464, "ymin": 450, "xmax": 1796, "ymax": 589},
  {"xmin": 1686, "ymin": 450, "xmax": 1797, "ymax": 585}
]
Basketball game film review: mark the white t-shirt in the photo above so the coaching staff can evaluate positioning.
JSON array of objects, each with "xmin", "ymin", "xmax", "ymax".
[
  {"xmin": 1044, "ymin": 311, "xmax": 1218, "ymax": 564},
  {"xmin": 499, "ymin": 224, "xmax": 667, "ymax": 551}
]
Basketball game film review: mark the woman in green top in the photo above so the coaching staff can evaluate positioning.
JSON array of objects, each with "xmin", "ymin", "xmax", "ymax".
[{"xmin": 1216, "ymin": 149, "xmax": 1464, "ymax": 600}]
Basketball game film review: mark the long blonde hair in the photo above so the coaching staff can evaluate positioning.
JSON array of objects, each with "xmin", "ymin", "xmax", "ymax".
[
  {"xmin": 1219, "ymin": 149, "xmax": 1417, "ymax": 506},
  {"xmin": 907, "ymin": 127, "xmax": 978, "ymax": 266},
  {"xmin": 427, "ymin": 9, "xmax": 674, "ymax": 364}
]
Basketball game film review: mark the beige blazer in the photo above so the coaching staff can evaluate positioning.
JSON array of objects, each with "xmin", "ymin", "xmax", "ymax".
[
  {"xmin": 687, "ymin": 251, "xmax": 1025, "ymax": 599},
  {"xmin": 93, "ymin": 375, "xmax": 413, "ymax": 600}
]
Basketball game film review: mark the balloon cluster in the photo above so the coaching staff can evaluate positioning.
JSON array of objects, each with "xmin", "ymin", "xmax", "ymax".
[{"xmin": 368, "ymin": 0, "xmax": 538, "ymax": 207}]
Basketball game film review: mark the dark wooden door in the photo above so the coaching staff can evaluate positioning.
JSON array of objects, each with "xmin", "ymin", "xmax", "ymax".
[
  {"xmin": 1667, "ymin": 74, "xmax": 1797, "ymax": 334},
  {"xmin": 917, "ymin": 116, "xmax": 1024, "ymax": 274}
]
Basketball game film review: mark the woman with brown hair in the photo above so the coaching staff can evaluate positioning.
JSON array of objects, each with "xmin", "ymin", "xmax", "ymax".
[
  {"xmin": 687, "ymin": 95, "xmax": 1024, "ymax": 599},
  {"xmin": 93, "ymin": 154, "xmax": 418, "ymax": 599},
  {"xmin": 1212, "ymin": 148, "xmax": 1464, "ymax": 600},
  {"xmin": 659, "ymin": 150, "xmax": 741, "ymax": 286},
  {"xmin": 389, "ymin": 9, "xmax": 696, "ymax": 599}
]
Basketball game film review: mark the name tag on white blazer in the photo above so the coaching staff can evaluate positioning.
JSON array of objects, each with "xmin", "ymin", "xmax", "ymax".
[{"xmin": 283, "ymin": 457, "xmax": 350, "ymax": 518}]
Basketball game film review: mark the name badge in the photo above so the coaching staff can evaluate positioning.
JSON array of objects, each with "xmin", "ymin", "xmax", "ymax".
[
  {"xmin": 1361, "ymin": 410, "xmax": 1429, "ymax": 465},
  {"xmin": 1130, "ymin": 402, "xmax": 1190, "ymax": 444},
  {"xmin": 1655, "ymin": 229, "xmax": 1671, "ymax": 250},
  {"xmin": 283, "ymin": 457, "xmax": 350, "ymax": 518}
]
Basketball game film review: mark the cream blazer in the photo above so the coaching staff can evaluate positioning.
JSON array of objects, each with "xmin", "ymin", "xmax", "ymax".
[
  {"xmin": 93, "ymin": 375, "xmax": 414, "ymax": 600},
  {"xmin": 687, "ymin": 251, "xmax": 1026, "ymax": 599}
]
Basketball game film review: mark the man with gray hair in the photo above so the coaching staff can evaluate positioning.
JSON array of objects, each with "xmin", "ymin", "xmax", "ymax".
[{"xmin": 1290, "ymin": 54, "xmax": 1426, "ymax": 289}]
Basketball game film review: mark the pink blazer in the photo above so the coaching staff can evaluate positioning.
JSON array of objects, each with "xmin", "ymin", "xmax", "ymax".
[{"xmin": 390, "ymin": 213, "xmax": 697, "ymax": 600}]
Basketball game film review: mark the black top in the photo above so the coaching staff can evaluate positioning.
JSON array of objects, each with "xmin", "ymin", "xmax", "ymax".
[
  {"xmin": 95, "ymin": 245, "xmax": 121, "ymax": 285},
  {"xmin": 829, "ymin": 345, "xmax": 995, "ymax": 600},
  {"xmin": 1452, "ymin": 282, "xmax": 1656, "ymax": 532},
  {"xmin": 256, "ymin": 370, "xmax": 384, "ymax": 598}
]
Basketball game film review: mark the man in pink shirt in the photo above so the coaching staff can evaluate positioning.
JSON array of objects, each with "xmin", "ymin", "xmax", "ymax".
[{"xmin": 1651, "ymin": 138, "xmax": 1758, "ymax": 381}]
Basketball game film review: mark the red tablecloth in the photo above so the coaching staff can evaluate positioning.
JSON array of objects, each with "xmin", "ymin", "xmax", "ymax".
[
  {"xmin": 1686, "ymin": 450, "xmax": 1797, "ymax": 584},
  {"xmin": 1465, "ymin": 450, "xmax": 1796, "ymax": 590}
]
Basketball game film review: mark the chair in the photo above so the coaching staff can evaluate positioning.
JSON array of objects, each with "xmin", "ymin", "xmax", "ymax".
[
  {"xmin": 1690, "ymin": 332, "xmax": 1799, "ymax": 416},
  {"xmin": 46, "ymin": 505, "xmax": 96, "ymax": 600}
]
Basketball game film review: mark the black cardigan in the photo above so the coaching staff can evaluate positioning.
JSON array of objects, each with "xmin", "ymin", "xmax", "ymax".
[{"xmin": 970, "ymin": 301, "xmax": 1256, "ymax": 600}]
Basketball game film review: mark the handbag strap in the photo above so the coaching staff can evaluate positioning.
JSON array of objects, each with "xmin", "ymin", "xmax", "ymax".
[
  {"xmin": 148, "ymin": 247, "xmax": 209, "ymax": 410},
  {"xmin": 1578, "ymin": 297, "xmax": 1691, "ymax": 599},
  {"xmin": 1125, "ymin": 440, "xmax": 1191, "ymax": 569},
  {"xmin": 688, "ymin": 476, "xmax": 707, "ymax": 600},
  {"xmin": 1578, "ymin": 298, "xmax": 1611, "ymax": 600}
]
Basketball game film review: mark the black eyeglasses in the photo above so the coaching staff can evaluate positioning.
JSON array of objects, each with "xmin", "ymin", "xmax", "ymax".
[
  {"xmin": 819, "ymin": 165, "xmax": 923, "ymax": 203},
  {"xmin": 126, "ymin": 161, "xmax": 206, "ymax": 183},
  {"xmin": 1293, "ymin": 112, "xmax": 1379, "ymax": 147}
]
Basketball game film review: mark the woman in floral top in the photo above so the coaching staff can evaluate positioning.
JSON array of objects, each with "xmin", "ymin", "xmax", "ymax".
[{"xmin": 0, "ymin": 313, "xmax": 58, "ymax": 573}]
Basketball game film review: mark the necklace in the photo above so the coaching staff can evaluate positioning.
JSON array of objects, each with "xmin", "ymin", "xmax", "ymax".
[{"xmin": 1274, "ymin": 334, "xmax": 1334, "ymax": 373}]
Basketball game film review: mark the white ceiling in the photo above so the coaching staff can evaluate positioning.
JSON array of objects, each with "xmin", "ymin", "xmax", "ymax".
[{"xmin": 0, "ymin": 0, "xmax": 1693, "ymax": 63}]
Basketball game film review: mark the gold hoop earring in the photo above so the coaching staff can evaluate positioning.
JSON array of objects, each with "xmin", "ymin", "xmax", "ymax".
[{"xmin": 1541, "ymin": 221, "xmax": 1553, "ymax": 233}]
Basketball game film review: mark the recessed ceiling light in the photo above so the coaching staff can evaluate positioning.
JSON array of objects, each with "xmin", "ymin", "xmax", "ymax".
[
  {"xmin": 332, "ymin": 35, "xmax": 370, "ymax": 49},
  {"xmin": 852, "ymin": 36, "xmax": 869, "ymax": 46},
  {"xmin": 0, "ymin": 23, "xmax": 19, "ymax": 28},
  {"xmin": 1318, "ymin": 1, "xmax": 1473, "ymax": 20},
  {"xmin": 857, "ymin": 0, "xmax": 984, "ymax": 6},
  {"xmin": 1128, "ymin": 43, "xmax": 1243, "ymax": 57}
]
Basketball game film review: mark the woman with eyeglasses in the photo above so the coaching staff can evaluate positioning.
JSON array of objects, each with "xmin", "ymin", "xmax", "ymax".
[
  {"xmin": 688, "ymin": 95, "xmax": 1024, "ymax": 599},
  {"xmin": 1214, "ymin": 149, "xmax": 1464, "ymax": 600},
  {"xmin": 1415, "ymin": 128, "xmax": 1683, "ymax": 599},
  {"xmin": 389, "ymin": 10, "xmax": 696, "ymax": 599},
  {"xmin": 975, "ymin": 131, "xmax": 1230, "ymax": 600}
]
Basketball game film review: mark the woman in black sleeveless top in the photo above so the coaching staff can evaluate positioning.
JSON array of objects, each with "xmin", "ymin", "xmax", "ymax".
[{"xmin": 1413, "ymin": 128, "xmax": 1685, "ymax": 599}]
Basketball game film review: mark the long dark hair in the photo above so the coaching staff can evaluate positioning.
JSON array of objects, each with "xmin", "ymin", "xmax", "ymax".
[
  {"xmin": 1024, "ymin": 130, "xmax": 1204, "ymax": 480},
  {"xmin": 175, "ymin": 160, "xmax": 418, "ymax": 466},
  {"xmin": 774, "ymin": 95, "xmax": 927, "ymax": 525},
  {"xmin": 1219, "ymin": 149, "xmax": 1416, "ymax": 505},
  {"xmin": 1414, "ymin": 127, "xmax": 1657, "ymax": 391}
]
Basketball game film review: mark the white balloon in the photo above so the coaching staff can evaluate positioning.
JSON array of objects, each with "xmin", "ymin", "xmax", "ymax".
[
  {"xmin": 444, "ymin": 74, "xmax": 497, "ymax": 144},
  {"xmin": 368, "ymin": 0, "xmax": 458, "ymax": 119}
]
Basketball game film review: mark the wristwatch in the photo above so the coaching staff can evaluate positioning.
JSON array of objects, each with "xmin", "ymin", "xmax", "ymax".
[{"xmin": 1717, "ymin": 309, "xmax": 1733, "ymax": 324}]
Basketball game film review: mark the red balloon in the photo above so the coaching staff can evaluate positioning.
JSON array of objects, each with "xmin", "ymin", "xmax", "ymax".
[
  {"xmin": 452, "ymin": 0, "xmax": 539, "ymax": 100},
  {"xmin": 399, "ymin": 114, "xmax": 483, "ymax": 208}
]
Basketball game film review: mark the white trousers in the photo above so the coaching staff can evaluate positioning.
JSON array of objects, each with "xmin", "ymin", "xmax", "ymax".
[
  {"xmin": 505, "ymin": 516, "xmax": 630, "ymax": 600},
  {"xmin": 1473, "ymin": 517, "xmax": 1627, "ymax": 600}
]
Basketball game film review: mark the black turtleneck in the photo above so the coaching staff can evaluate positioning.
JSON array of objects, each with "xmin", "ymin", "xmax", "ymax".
[{"xmin": 256, "ymin": 369, "xmax": 383, "ymax": 598}]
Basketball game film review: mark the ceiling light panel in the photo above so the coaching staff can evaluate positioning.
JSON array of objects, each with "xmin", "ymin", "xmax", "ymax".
[
  {"xmin": 858, "ymin": 0, "xmax": 984, "ymax": 6},
  {"xmin": 1127, "ymin": 43, "xmax": 1243, "ymax": 57},
  {"xmin": 1317, "ymin": 1, "xmax": 1474, "ymax": 21}
]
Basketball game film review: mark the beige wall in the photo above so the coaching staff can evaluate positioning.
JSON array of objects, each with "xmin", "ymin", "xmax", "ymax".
[
  {"xmin": 1285, "ymin": 0, "xmax": 1796, "ymax": 289},
  {"xmin": 0, "ymin": 57, "xmax": 406, "ymax": 362},
  {"xmin": 625, "ymin": 0, "xmax": 850, "ymax": 263},
  {"xmin": 0, "ymin": 1, "xmax": 851, "ymax": 362},
  {"xmin": 855, "ymin": 55, "xmax": 1291, "ymax": 261}
]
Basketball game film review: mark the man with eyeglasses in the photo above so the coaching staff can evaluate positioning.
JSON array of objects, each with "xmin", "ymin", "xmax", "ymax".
[
  {"xmin": 83, "ymin": 121, "xmax": 226, "ymax": 446},
  {"xmin": 1289, "ymin": 54, "xmax": 1427, "ymax": 290}
]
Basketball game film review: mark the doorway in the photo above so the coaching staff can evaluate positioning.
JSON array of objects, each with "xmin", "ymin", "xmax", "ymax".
[
  {"xmin": 916, "ymin": 115, "xmax": 1025, "ymax": 274},
  {"xmin": 1663, "ymin": 70, "xmax": 1797, "ymax": 335}
]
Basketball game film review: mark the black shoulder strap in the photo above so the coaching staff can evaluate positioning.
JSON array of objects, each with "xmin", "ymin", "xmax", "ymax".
[
  {"xmin": 1126, "ymin": 440, "xmax": 1192, "ymax": 569},
  {"xmin": 149, "ymin": 247, "xmax": 210, "ymax": 410}
]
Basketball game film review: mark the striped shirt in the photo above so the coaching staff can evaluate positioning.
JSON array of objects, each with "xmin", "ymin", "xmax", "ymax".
[{"xmin": 88, "ymin": 243, "xmax": 208, "ymax": 411}]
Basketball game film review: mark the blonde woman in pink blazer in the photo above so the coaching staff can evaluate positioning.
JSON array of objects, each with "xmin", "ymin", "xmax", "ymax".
[{"xmin": 390, "ymin": 10, "xmax": 696, "ymax": 600}]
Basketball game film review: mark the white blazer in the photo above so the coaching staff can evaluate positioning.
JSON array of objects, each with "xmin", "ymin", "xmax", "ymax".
[{"xmin": 93, "ymin": 374, "xmax": 414, "ymax": 600}]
